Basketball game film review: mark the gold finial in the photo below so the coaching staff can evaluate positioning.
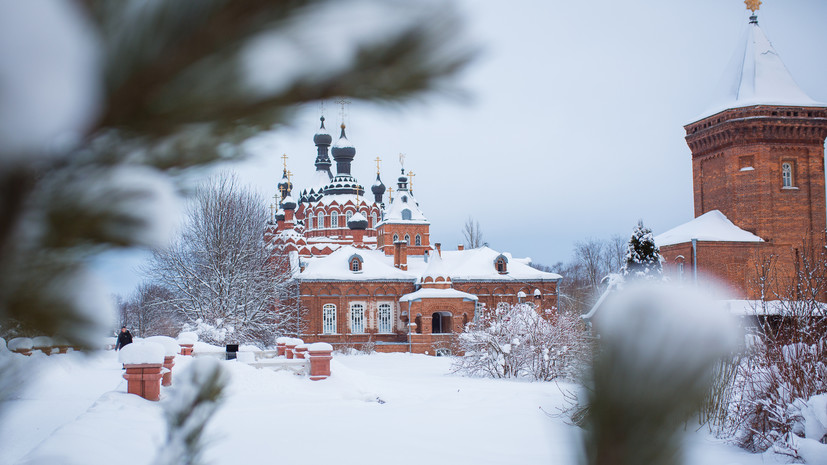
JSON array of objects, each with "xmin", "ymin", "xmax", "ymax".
[
  {"xmin": 407, "ymin": 170, "xmax": 415, "ymax": 194},
  {"xmin": 374, "ymin": 156, "xmax": 382, "ymax": 174},
  {"xmin": 287, "ymin": 170, "xmax": 293, "ymax": 184},
  {"xmin": 278, "ymin": 184, "xmax": 286, "ymax": 199},
  {"xmin": 281, "ymin": 153, "xmax": 288, "ymax": 171},
  {"xmin": 745, "ymin": 0, "xmax": 761, "ymax": 13}
]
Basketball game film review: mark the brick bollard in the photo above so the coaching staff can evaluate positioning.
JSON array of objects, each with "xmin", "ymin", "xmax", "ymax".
[
  {"xmin": 285, "ymin": 341, "xmax": 297, "ymax": 359},
  {"xmin": 276, "ymin": 337, "xmax": 289, "ymax": 356},
  {"xmin": 179, "ymin": 344, "xmax": 193, "ymax": 356},
  {"xmin": 177, "ymin": 332, "xmax": 198, "ymax": 356},
  {"xmin": 8, "ymin": 337, "xmax": 33, "ymax": 356},
  {"xmin": 32, "ymin": 337, "xmax": 53, "ymax": 355},
  {"xmin": 122, "ymin": 364, "xmax": 164, "ymax": 401},
  {"xmin": 294, "ymin": 344, "xmax": 308, "ymax": 359},
  {"xmin": 308, "ymin": 343, "xmax": 333, "ymax": 381},
  {"xmin": 162, "ymin": 356, "xmax": 175, "ymax": 386}
]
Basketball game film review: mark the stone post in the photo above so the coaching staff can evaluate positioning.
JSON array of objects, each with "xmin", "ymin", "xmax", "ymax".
[
  {"xmin": 294, "ymin": 344, "xmax": 308, "ymax": 359},
  {"xmin": 276, "ymin": 337, "xmax": 289, "ymax": 356},
  {"xmin": 122, "ymin": 364, "xmax": 164, "ymax": 401},
  {"xmin": 285, "ymin": 341, "xmax": 298, "ymax": 359},
  {"xmin": 179, "ymin": 344, "xmax": 194, "ymax": 356},
  {"xmin": 162, "ymin": 356, "xmax": 175, "ymax": 387},
  {"xmin": 308, "ymin": 342, "xmax": 333, "ymax": 381}
]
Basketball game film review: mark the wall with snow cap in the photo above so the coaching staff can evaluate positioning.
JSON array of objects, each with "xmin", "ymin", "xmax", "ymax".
[{"xmin": 118, "ymin": 341, "xmax": 165, "ymax": 365}]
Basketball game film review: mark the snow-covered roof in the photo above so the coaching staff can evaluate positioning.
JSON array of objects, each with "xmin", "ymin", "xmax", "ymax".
[
  {"xmin": 399, "ymin": 288, "xmax": 478, "ymax": 303},
  {"xmin": 655, "ymin": 210, "xmax": 764, "ymax": 247},
  {"xmin": 694, "ymin": 16, "xmax": 825, "ymax": 122},
  {"xmin": 311, "ymin": 170, "xmax": 332, "ymax": 191},
  {"xmin": 420, "ymin": 251, "xmax": 450, "ymax": 282},
  {"xmin": 298, "ymin": 245, "xmax": 561, "ymax": 282},
  {"xmin": 377, "ymin": 190, "xmax": 428, "ymax": 225}
]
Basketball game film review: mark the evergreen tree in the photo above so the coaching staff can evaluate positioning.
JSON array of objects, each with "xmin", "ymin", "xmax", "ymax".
[{"xmin": 620, "ymin": 220, "xmax": 663, "ymax": 279}]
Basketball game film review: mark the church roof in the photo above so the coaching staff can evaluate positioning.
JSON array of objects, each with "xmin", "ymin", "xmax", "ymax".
[
  {"xmin": 654, "ymin": 210, "xmax": 764, "ymax": 247},
  {"xmin": 694, "ymin": 14, "xmax": 825, "ymax": 122},
  {"xmin": 377, "ymin": 190, "xmax": 428, "ymax": 225}
]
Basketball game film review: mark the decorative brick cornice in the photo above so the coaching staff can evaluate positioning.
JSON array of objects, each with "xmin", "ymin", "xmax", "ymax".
[{"xmin": 685, "ymin": 106, "xmax": 827, "ymax": 158}]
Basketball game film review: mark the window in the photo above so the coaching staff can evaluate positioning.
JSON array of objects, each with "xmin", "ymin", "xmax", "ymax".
[
  {"xmin": 317, "ymin": 212, "xmax": 324, "ymax": 229},
  {"xmin": 677, "ymin": 262, "xmax": 685, "ymax": 280},
  {"xmin": 371, "ymin": 212, "xmax": 378, "ymax": 228},
  {"xmin": 401, "ymin": 209, "xmax": 412, "ymax": 220},
  {"xmin": 393, "ymin": 233, "xmax": 399, "ymax": 242},
  {"xmin": 404, "ymin": 234, "xmax": 410, "ymax": 244},
  {"xmin": 782, "ymin": 162, "xmax": 793, "ymax": 187},
  {"xmin": 346, "ymin": 211, "xmax": 353, "ymax": 222},
  {"xmin": 496, "ymin": 302, "xmax": 509, "ymax": 313},
  {"xmin": 307, "ymin": 212, "xmax": 313, "ymax": 230},
  {"xmin": 495, "ymin": 255, "xmax": 508, "ymax": 274},
  {"xmin": 474, "ymin": 301, "xmax": 484, "ymax": 323},
  {"xmin": 349, "ymin": 254, "xmax": 362, "ymax": 272},
  {"xmin": 415, "ymin": 234, "xmax": 421, "ymax": 246},
  {"xmin": 378, "ymin": 303, "xmax": 392, "ymax": 333},
  {"xmin": 331, "ymin": 211, "xmax": 339, "ymax": 228},
  {"xmin": 350, "ymin": 303, "xmax": 365, "ymax": 333},
  {"xmin": 402, "ymin": 195, "xmax": 408, "ymax": 203},
  {"xmin": 322, "ymin": 304, "xmax": 336, "ymax": 334}
]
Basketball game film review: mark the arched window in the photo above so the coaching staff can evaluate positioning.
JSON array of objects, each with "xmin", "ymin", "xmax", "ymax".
[
  {"xmin": 317, "ymin": 212, "xmax": 325, "ymax": 229},
  {"xmin": 307, "ymin": 212, "xmax": 313, "ymax": 230},
  {"xmin": 393, "ymin": 233, "xmax": 399, "ymax": 242},
  {"xmin": 371, "ymin": 212, "xmax": 378, "ymax": 228},
  {"xmin": 378, "ymin": 303, "xmax": 392, "ymax": 333},
  {"xmin": 404, "ymin": 234, "xmax": 410, "ymax": 244},
  {"xmin": 782, "ymin": 162, "xmax": 793, "ymax": 187},
  {"xmin": 415, "ymin": 234, "xmax": 421, "ymax": 246},
  {"xmin": 346, "ymin": 211, "xmax": 353, "ymax": 222},
  {"xmin": 322, "ymin": 304, "xmax": 336, "ymax": 334},
  {"xmin": 349, "ymin": 254, "xmax": 363, "ymax": 272},
  {"xmin": 350, "ymin": 303, "xmax": 365, "ymax": 333},
  {"xmin": 494, "ymin": 254, "xmax": 508, "ymax": 274},
  {"xmin": 401, "ymin": 209, "xmax": 412, "ymax": 220},
  {"xmin": 402, "ymin": 195, "xmax": 408, "ymax": 203},
  {"xmin": 331, "ymin": 211, "xmax": 339, "ymax": 228}
]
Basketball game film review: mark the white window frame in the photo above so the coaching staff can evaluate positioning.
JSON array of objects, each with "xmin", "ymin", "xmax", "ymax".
[
  {"xmin": 317, "ymin": 212, "xmax": 325, "ymax": 229},
  {"xmin": 371, "ymin": 212, "xmax": 378, "ymax": 228},
  {"xmin": 393, "ymin": 233, "xmax": 399, "ymax": 242},
  {"xmin": 346, "ymin": 211, "xmax": 353, "ymax": 222},
  {"xmin": 331, "ymin": 211, "xmax": 339, "ymax": 228},
  {"xmin": 377, "ymin": 302, "xmax": 393, "ymax": 333},
  {"xmin": 307, "ymin": 212, "xmax": 314, "ymax": 230},
  {"xmin": 415, "ymin": 234, "xmax": 421, "ymax": 246},
  {"xmin": 350, "ymin": 302, "xmax": 365, "ymax": 334},
  {"xmin": 782, "ymin": 162, "xmax": 793, "ymax": 188},
  {"xmin": 322, "ymin": 304, "xmax": 337, "ymax": 334},
  {"xmin": 404, "ymin": 234, "xmax": 410, "ymax": 244}
]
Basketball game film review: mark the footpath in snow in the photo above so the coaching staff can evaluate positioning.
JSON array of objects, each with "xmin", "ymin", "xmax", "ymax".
[{"xmin": 0, "ymin": 350, "xmax": 780, "ymax": 465}]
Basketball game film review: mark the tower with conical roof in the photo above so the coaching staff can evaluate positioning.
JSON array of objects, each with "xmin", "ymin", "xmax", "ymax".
[
  {"xmin": 658, "ymin": 3, "xmax": 827, "ymax": 299},
  {"xmin": 376, "ymin": 165, "xmax": 431, "ymax": 256}
]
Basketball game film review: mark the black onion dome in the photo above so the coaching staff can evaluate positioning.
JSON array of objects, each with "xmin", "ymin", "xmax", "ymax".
[
  {"xmin": 347, "ymin": 212, "xmax": 368, "ymax": 230},
  {"xmin": 371, "ymin": 172, "xmax": 386, "ymax": 196},
  {"xmin": 331, "ymin": 124, "xmax": 356, "ymax": 159},
  {"xmin": 281, "ymin": 195, "xmax": 297, "ymax": 211},
  {"xmin": 313, "ymin": 116, "xmax": 332, "ymax": 145},
  {"xmin": 277, "ymin": 169, "xmax": 292, "ymax": 197}
]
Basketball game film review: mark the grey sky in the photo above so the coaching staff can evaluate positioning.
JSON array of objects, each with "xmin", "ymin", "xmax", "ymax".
[{"xmin": 100, "ymin": 0, "xmax": 827, "ymax": 295}]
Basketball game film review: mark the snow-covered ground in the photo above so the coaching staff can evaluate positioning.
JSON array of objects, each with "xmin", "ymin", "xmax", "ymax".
[{"xmin": 0, "ymin": 350, "xmax": 781, "ymax": 465}]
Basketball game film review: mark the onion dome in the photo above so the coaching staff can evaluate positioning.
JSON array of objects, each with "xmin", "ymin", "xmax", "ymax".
[
  {"xmin": 396, "ymin": 168, "xmax": 409, "ymax": 191},
  {"xmin": 313, "ymin": 116, "xmax": 332, "ymax": 146},
  {"xmin": 277, "ymin": 169, "xmax": 292, "ymax": 199},
  {"xmin": 371, "ymin": 172, "xmax": 386, "ymax": 203},
  {"xmin": 275, "ymin": 207, "xmax": 285, "ymax": 221},
  {"xmin": 331, "ymin": 124, "xmax": 356, "ymax": 175},
  {"xmin": 347, "ymin": 211, "xmax": 368, "ymax": 230},
  {"xmin": 281, "ymin": 194, "xmax": 296, "ymax": 211}
]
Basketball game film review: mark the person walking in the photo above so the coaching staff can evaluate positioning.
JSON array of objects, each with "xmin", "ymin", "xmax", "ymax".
[{"xmin": 115, "ymin": 326, "xmax": 133, "ymax": 350}]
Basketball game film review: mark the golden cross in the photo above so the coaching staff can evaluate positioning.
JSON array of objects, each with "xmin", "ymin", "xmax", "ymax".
[
  {"xmin": 388, "ymin": 186, "xmax": 394, "ymax": 202},
  {"xmin": 374, "ymin": 156, "xmax": 382, "ymax": 174},
  {"xmin": 745, "ymin": 0, "xmax": 761, "ymax": 13},
  {"xmin": 335, "ymin": 97, "xmax": 351, "ymax": 124},
  {"xmin": 407, "ymin": 170, "xmax": 415, "ymax": 193},
  {"xmin": 269, "ymin": 203, "xmax": 275, "ymax": 220},
  {"xmin": 273, "ymin": 191, "xmax": 280, "ymax": 204},
  {"xmin": 287, "ymin": 170, "xmax": 293, "ymax": 185},
  {"xmin": 278, "ymin": 185, "xmax": 286, "ymax": 199},
  {"xmin": 281, "ymin": 153, "xmax": 289, "ymax": 170}
]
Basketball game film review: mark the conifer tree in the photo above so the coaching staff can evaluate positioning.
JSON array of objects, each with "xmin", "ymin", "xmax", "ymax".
[{"xmin": 620, "ymin": 220, "xmax": 663, "ymax": 279}]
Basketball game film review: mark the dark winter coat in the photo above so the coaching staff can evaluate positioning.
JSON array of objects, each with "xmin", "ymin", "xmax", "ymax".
[{"xmin": 116, "ymin": 330, "xmax": 133, "ymax": 350}]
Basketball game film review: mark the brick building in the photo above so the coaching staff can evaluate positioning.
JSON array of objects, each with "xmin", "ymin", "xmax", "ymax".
[
  {"xmin": 266, "ymin": 118, "xmax": 560, "ymax": 354},
  {"xmin": 656, "ymin": 10, "xmax": 827, "ymax": 299}
]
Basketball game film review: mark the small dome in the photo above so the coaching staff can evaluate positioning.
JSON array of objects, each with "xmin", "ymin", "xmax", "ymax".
[
  {"xmin": 277, "ymin": 169, "xmax": 292, "ymax": 196},
  {"xmin": 281, "ymin": 195, "xmax": 296, "ymax": 211},
  {"xmin": 275, "ymin": 208, "xmax": 285, "ymax": 221},
  {"xmin": 371, "ymin": 172, "xmax": 386, "ymax": 196},
  {"xmin": 331, "ymin": 124, "xmax": 356, "ymax": 159},
  {"xmin": 347, "ymin": 212, "xmax": 368, "ymax": 230},
  {"xmin": 313, "ymin": 116, "xmax": 332, "ymax": 145}
]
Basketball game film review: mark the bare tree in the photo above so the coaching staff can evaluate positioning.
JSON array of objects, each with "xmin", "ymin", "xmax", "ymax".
[
  {"xmin": 148, "ymin": 174, "xmax": 296, "ymax": 345},
  {"xmin": 574, "ymin": 238, "xmax": 605, "ymax": 292},
  {"xmin": 603, "ymin": 234, "xmax": 626, "ymax": 274},
  {"xmin": 462, "ymin": 217, "xmax": 485, "ymax": 249},
  {"xmin": 117, "ymin": 283, "xmax": 181, "ymax": 337}
]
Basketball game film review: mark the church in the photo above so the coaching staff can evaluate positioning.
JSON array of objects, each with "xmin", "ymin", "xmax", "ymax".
[
  {"xmin": 264, "ymin": 116, "xmax": 560, "ymax": 354},
  {"xmin": 655, "ymin": 4, "xmax": 827, "ymax": 302}
]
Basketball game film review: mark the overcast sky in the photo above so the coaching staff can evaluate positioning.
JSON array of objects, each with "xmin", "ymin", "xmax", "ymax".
[{"xmin": 100, "ymin": 0, "xmax": 827, "ymax": 295}]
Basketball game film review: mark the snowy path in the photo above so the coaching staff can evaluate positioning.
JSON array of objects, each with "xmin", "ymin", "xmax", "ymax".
[{"xmin": 2, "ymin": 351, "xmax": 776, "ymax": 465}]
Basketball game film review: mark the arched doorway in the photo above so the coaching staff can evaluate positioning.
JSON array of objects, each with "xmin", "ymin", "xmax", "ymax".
[{"xmin": 431, "ymin": 312, "xmax": 452, "ymax": 334}]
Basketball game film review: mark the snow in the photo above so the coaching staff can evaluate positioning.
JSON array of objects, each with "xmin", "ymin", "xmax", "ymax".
[
  {"xmin": 8, "ymin": 337, "xmax": 33, "ymax": 351},
  {"xmin": 399, "ymin": 288, "xmax": 478, "ymax": 302},
  {"xmin": 117, "ymin": 341, "xmax": 166, "ymax": 365},
  {"xmin": 308, "ymin": 342, "xmax": 333, "ymax": 352},
  {"xmin": 31, "ymin": 336, "xmax": 52, "ymax": 348},
  {"xmin": 348, "ymin": 211, "xmax": 367, "ymax": 223},
  {"xmin": 144, "ymin": 336, "xmax": 180, "ymax": 357},
  {"xmin": 695, "ymin": 17, "xmax": 825, "ymax": 122},
  {"xmin": 654, "ymin": 210, "xmax": 764, "ymax": 247},
  {"xmin": 0, "ymin": 349, "xmax": 780, "ymax": 465},
  {"xmin": 378, "ymin": 189, "xmax": 429, "ymax": 224},
  {"xmin": 177, "ymin": 332, "xmax": 198, "ymax": 344},
  {"xmin": 300, "ymin": 245, "xmax": 561, "ymax": 283}
]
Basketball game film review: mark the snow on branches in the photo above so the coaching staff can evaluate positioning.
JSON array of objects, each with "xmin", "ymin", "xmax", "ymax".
[
  {"xmin": 621, "ymin": 220, "xmax": 663, "ymax": 280},
  {"xmin": 452, "ymin": 303, "xmax": 590, "ymax": 381}
]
